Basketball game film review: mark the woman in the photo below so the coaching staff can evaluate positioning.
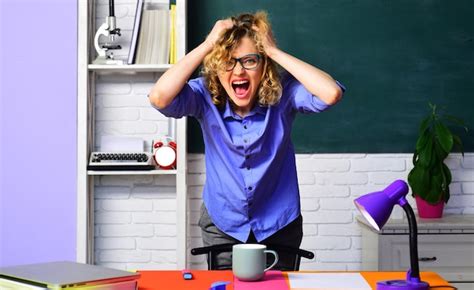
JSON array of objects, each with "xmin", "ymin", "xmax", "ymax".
[{"xmin": 149, "ymin": 12, "xmax": 344, "ymax": 269}]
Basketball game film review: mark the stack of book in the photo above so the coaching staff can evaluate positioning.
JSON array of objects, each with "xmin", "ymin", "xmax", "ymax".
[
  {"xmin": 0, "ymin": 261, "xmax": 140, "ymax": 289},
  {"xmin": 128, "ymin": 0, "xmax": 177, "ymax": 65}
]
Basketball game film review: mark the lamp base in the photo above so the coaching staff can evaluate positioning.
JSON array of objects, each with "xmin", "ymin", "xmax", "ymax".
[{"xmin": 377, "ymin": 279, "xmax": 429, "ymax": 290}]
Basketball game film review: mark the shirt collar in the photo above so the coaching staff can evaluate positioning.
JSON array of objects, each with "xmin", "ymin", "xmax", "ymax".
[{"xmin": 222, "ymin": 100, "xmax": 267, "ymax": 120}]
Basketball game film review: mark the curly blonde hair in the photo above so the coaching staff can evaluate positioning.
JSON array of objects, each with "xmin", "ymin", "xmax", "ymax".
[{"xmin": 202, "ymin": 11, "xmax": 282, "ymax": 110}]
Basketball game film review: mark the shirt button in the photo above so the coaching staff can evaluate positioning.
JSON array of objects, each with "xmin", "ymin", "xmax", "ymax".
[
  {"xmin": 243, "ymin": 139, "xmax": 247, "ymax": 143},
  {"xmin": 244, "ymin": 125, "xmax": 247, "ymax": 129},
  {"xmin": 248, "ymin": 186, "xmax": 253, "ymax": 191}
]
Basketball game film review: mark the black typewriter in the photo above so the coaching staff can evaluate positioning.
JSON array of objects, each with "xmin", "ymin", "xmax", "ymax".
[{"xmin": 87, "ymin": 152, "xmax": 155, "ymax": 171}]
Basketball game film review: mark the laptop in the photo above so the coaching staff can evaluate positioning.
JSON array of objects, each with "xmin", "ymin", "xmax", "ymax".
[{"xmin": 0, "ymin": 261, "xmax": 140, "ymax": 289}]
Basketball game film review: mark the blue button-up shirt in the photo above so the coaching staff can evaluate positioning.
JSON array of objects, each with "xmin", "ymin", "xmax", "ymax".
[{"xmin": 158, "ymin": 72, "xmax": 344, "ymax": 242}]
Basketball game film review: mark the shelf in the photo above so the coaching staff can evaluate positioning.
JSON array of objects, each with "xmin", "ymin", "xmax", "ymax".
[
  {"xmin": 87, "ymin": 169, "xmax": 177, "ymax": 176},
  {"xmin": 88, "ymin": 64, "xmax": 172, "ymax": 73},
  {"xmin": 78, "ymin": 0, "xmax": 188, "ymax": 268}
]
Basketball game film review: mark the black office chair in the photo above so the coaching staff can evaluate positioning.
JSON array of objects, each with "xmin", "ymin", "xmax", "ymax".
[{"xmin": 191, "ymin": 243, "xmax": 314, "ymax": 271}]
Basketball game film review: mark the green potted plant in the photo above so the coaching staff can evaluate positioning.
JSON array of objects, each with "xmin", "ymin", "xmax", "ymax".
[{"xmin": 407, "ymin": 103, "xmax": 468, "ymax": 218}]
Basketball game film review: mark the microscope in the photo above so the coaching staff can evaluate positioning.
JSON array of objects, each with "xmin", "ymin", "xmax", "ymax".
[{"xmin": 93, "ymin": 0, "xmax": 123, "ymax": 65}]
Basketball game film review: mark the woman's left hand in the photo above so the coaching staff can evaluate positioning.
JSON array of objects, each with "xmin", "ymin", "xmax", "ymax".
[{"xmin": 254, "ymin": 26, "xmax": 278, "ymax": 58}]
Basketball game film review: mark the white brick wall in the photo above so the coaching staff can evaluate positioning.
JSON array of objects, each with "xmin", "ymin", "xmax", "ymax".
[
  {"xmin": 186, "ymin": 153, "xmax": 474, "ymax": 270},
  {"xmin": 95, "ymin": 74, "xmax": 170, "ymax": 151},
  {"xmin": 94, "ymin": 175, "xmax": 179, "ymax": 270}
]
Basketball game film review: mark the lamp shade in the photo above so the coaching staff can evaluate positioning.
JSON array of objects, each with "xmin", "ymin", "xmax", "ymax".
[{"xmin": 354, "ymin": 180, "xmax": 409, "ymax": 231}]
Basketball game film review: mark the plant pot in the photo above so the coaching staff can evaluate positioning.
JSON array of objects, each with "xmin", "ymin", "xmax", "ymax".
[{"xmin": 415, "ymin": 195, "xmax": 445, "ymax": 218}]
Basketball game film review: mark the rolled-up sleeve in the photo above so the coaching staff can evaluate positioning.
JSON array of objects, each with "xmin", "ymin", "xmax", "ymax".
[
  {"xmin": 284, "ymin": 73, "xmax": 345, "ymax": 114},
  {"xmin": 153, "ymin": 78, "xmax": 206, "ymax": 119}
]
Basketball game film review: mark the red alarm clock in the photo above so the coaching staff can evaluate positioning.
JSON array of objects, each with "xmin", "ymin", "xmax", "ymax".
[{"xmin": 153, "ymin": 136, "xmax": 177, "ymax": 169}]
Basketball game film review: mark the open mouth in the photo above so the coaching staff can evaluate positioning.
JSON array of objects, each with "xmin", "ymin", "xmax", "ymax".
[{"xmin": 232, "ymin": 80, "xmax": 250, "ymax": 98}]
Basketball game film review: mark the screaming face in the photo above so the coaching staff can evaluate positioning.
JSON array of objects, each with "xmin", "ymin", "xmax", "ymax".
[{"xmin": 218, "ymin": 37, "xmax": 264, "ymax": 117}]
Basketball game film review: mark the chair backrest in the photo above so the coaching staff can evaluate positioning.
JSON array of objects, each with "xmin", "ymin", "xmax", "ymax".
[{"xmin": 190, "ymin": 243, "xmax": 314, "ymax": 271}]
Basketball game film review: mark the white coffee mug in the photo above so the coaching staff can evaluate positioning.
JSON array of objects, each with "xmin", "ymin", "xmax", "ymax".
[{"xmin": 232, "ymin": 244, "xmax": 279, "ymax": 281}]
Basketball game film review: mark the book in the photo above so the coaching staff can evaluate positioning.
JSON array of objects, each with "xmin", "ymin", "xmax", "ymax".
[
  {"xmin": 127, "ymin": 0, "xmax": 144, "ymax": 64},
  {"xmin": 169, "ymin": 4, "xmax": 176, "ymax": 64},
  {"xmin": 144, "ymin": 9, "xmax": 156, "ymax": 63},
  {"xmin": 0, "ymin": 261, "xmax": 140, "ymax": 290},
  {"xmin": 135, "ymin": 1, "xmax": 171, "ymax": 64},
  {"xmin": 135, "ymin": 9, "xmax": 151, "ymax": 64},
  {"xmin": 149, "ymin": 9, "xmax": 170, "ymax": 64}
]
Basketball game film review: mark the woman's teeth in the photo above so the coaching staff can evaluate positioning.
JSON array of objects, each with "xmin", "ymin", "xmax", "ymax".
[{"xmin": 232, "ymin": 80, "xmax": 249, "ymax": 85}]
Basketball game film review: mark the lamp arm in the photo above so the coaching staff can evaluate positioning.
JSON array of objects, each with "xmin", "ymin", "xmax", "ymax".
[{"xmin": 401, "ymin": 202, "xmax": 421, "ymax": 280}]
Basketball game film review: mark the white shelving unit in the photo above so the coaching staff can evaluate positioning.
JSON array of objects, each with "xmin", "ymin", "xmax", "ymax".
[{"xmin": 77, "ymin": 0, "xmax": 188, "ymax": 268}]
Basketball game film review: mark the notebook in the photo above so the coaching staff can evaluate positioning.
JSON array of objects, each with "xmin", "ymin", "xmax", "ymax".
[{"xmin": 0, "ymin": 261, "xmax": 140, "ymax": 289}]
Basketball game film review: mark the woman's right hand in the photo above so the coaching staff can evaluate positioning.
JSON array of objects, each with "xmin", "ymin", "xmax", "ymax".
[
  {"xmin": 149, "ymin": 19, "xmax": 233, "ymax": 109},
  {"xmin": 205, "ymin": 19, "xmax": 234, "ymax": 49},
  {"xmin": 253, "ymin": 25, "xmax": 278, "ymax": 58}
]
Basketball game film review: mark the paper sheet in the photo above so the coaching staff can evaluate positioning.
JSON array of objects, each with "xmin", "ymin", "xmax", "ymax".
[
  {"xmin": 287, "ymin": 272, "xmax": 371, "ymax": 290},
  {"xmin": 100, "ymin": 136, "xmax": 144, "ymax": 152}
]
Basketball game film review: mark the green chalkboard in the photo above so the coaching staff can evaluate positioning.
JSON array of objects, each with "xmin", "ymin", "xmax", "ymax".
[{"xmin": 187, "ymin": 0, "xmax": 474, "ymax": 153}]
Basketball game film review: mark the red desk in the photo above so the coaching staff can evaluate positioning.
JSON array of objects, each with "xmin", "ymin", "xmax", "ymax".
[{"xmin": 137, "ymin": 270, "xmax": 452, "ymax": 290}]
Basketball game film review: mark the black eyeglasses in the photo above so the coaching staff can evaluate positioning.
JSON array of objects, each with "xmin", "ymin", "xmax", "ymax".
[{"xmin": 224, "ymin": 54, "xmax": 262, "ymax": 71}]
